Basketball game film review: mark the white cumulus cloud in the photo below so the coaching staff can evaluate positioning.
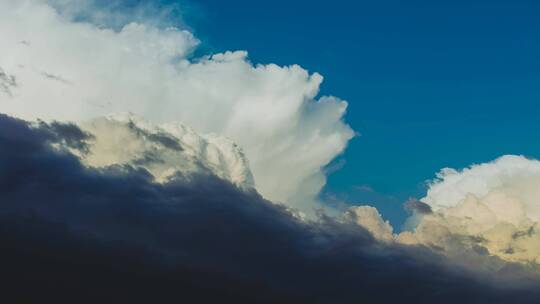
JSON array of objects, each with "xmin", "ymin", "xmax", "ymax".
[
  {"xmin": 0, "ymin": 0, "xmax": 354, "ymax": 210},
  {"xmin": 353, "ymin": 155, "xmax": 540, "ymax": 265},
  {"xmin": 410, "ymin": 155, "xmax": 540, "ymax": 264}
]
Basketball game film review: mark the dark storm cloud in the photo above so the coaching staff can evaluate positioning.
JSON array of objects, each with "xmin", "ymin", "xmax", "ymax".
[
  {"xmin": 37, "ymin": 120, "xmax": 94, "ymax": 153},
  {"xmin": 0, "ymin": 113, "xmax": 539, "ymax": 303}
]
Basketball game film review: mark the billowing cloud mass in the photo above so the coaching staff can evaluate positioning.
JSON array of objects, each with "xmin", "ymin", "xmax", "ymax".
[
  {"xmin": 4, "ymin": 1, "xmax": 540, "ymax": 302},
  {"xmin": 2, "ymin": 113, "xmax": 540, "ymax": 303},
  {"xmin": 79, "ymin": 113, "xmax": 255, "ymax": 188},
  {"xmin": 410, "ymin": 156, "xmax": 540, "ymax": 263},
  {"xmin": 354, "ymin": 156, "xmax": 540, "ymax": 266},
  {"xmin": 345, "ymin": 206, "xmax": 394, "ymax": 242},
  {"xmin": 0, "ymin": 0, "xmax": 354, "ymax": 210}
]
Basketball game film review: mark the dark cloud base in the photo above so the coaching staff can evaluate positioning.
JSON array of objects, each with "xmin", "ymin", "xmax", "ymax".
[{"xmin": 0, "ymin": 113, "xmax": 538, "ymax": 303}]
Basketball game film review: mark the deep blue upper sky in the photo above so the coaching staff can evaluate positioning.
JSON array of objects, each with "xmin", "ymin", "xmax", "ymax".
[{"xmin": 138, "ymin": 0, "xmax": 540, "ymax": 228}]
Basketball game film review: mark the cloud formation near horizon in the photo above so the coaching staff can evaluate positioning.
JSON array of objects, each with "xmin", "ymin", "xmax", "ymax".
[
  {"xmin": 412, "ymin": 156, "xmax": 540, "ymax": 263},
  {"xmin": 348, "ymin": 156, "xmax": 540, "ymax": 267},
  {"xmin": 1, "ymin": 113, "xmax": 540, "ymax": 303}
]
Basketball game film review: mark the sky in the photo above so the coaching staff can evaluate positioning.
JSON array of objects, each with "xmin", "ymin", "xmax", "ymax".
[
  {"xmin": 176, "ymin": 0, "xmax": 540, "ymax": 228},
  {"xmin": 4, "ymin": 1, "xmax": 540, "ymax": 302}
]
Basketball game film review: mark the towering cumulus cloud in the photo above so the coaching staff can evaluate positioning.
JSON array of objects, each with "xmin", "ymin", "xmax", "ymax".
[{"xmin": 0, "ymin": 0, "xmax": 354, "ymax": 209}]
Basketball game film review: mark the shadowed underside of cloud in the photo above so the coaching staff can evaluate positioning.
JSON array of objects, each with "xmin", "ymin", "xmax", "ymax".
[{"xmin": 1, "ymin": 113, "xmax": 540, "ymax": 303}]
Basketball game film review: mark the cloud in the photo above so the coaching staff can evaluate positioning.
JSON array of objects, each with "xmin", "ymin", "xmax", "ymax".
[
  {"xmin": 1, "ymin": 113, "xmax": 540, "ymax": 303},
  {"xmin": 346, "ymin": 156, "xmax": 540, "ymax": 267},
  {"xmin": 0, "ymin": 0, "xmax": 354, "ymax": 211},
  {"xmin": 393, "ymin": 156, "xmax": 540, "ymax": 264},
  {"xmin": 78, "ymin": 113, "xmax": 255, "ymax": 187},
  {"xmin": 0, "ymin": 67, "xmax": 17, "ymax": 96},
  {"xmin": 36, "ymin": 119, "xmax": 94, "ymax": 152},
  {"xmin": 39, "ymin": 70, "xmax": 71, "ymax": 84},
  {"xmin": 404, "ymin": 198, "xmax": 433, "ymax": 215},
  {"xmin": 4, "ymin": 1, "xmax": 540, "ymax": 302},
  {"xmin": 345, "ymin": 206, "xmax": 394, "ymax": 242},
  {"xmin": 423, "ymin": 155, "xmax": 540, "ymax": 213}
]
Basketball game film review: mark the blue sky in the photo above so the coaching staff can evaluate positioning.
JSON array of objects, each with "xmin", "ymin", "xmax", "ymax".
[
  {"xmin": 128, "ymin": 0, "xmax": 540, "ymax": 228},
  {"xmin": 179, "ymin": 0, "xmax": 540, "ymax": 228}
]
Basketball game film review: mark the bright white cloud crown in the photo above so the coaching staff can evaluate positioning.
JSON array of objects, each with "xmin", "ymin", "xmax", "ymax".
[{"xmin": 0, "ymin": 0, "xmax": 354, "ymax": 210}]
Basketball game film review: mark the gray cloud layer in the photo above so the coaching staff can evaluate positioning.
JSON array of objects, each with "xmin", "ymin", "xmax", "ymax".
[{"xmin": 1, "ymin": 113, "xmax": 540, "ymax": 303}]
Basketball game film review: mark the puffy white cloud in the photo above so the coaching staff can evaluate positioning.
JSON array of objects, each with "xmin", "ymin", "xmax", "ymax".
[
  {"xmin": 416, "ymin": 155, "xmax": 540, "ymax": 263},
  {"xmin": 398, "ymin": 156, "xmax": 540, "ymax": 264},
  {"xmin": 343, "ymin": 156, "xmax": 540, "ymax": 265},
  {"xmin": 423, "ymin": 155, "xmax": 540, "ymax": 216},
  {"xmin": 0, "ymin": 0, "xmax": 354, "ymax": 209},
  {"xmin": 346, "ymin": 206, "xmax": 394, "ymax": 242},
  {"xmin": 79, "ymin": 113, "xmax": 254, "ymax": 188}
]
